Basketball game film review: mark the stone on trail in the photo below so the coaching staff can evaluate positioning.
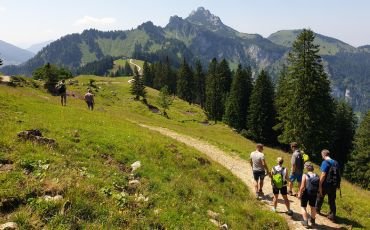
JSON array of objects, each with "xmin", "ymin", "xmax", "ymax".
[
  {"xmin": 131, "ymin": 161, "xmax": 141, "ymax": 172},
  {"xmin": 207, "ymin": 210, "xmax": 220, "ymax": 220}
]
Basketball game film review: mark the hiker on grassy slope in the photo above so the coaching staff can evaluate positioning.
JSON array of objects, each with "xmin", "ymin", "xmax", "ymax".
[
  {"xmin": 316, "ymin": 149, "xmax": 341, "ymax": 223},
  {"xmin": 298, "ymin": 161, "xmax": 319, "ymax": 228},
  {"xmin": 56, "ymin": 79, "xmax": 67, "ymax": 106},
  {"xmin": 84, "ymin": 89, "xmax": 95, "ymax": 110},
  {"xmin": 250, "ymin": 143, "xmax": 270, "ymax": 199},
  {"xmin": 271, "ymin": 157, "xmax": 293, "ymax": 215},
  {"xmin": 288, "ymin": 142, "xmax": 304, "ymax": 196}
]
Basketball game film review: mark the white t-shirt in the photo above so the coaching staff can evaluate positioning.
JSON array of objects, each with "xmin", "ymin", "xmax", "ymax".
[{"xmin": 250, "ymin": 150, "xmax": 265, "ymax": 171}]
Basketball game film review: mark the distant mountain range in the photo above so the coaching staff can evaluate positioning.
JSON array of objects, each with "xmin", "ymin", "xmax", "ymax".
[
  {"xmin": 1, "ymin": 7, "xmax": 369, "ymax": 112},
  {"xmin": 0, "ymin": 40, "xmax": 34, "ymax": 65},
  {"xmin": 26, "ymin": 40, "xmax": 53, "ymax": 54}
]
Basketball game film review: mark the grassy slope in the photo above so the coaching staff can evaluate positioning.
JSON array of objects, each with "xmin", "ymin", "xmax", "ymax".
[
  {"xmin": 0, "ymin": 79, "xmax": 287, "ymax": 229},
  {"xmin": 80, "ymin": 75, "xmax": 370, "ymax": 229},
  {"xmin": 268, "ymin": 30, "xmax": 357, "ymax": 55}
]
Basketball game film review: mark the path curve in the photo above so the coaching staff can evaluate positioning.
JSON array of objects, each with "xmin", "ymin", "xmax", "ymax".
[
  {"xmin": 139, "ymin": 124, "xmax": 343, "ymax": 230},
  {"xmin": 129, "ymin": 59, "xmax": 142, "ymax": 74}
]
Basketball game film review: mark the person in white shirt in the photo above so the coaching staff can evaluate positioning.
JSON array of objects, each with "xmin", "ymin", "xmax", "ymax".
[{"xmin": 250, "ymin": 143, "xmax": 270, "ymax": 199}]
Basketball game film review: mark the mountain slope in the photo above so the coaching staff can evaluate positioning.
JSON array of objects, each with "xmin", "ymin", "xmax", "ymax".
[
  {"xmin": 0, "ymin": 40, "xmax": 34, "ymax": 65},
  {"xmin": 0, "ymin": 8, "xmax": 368, "ymax": 112}
]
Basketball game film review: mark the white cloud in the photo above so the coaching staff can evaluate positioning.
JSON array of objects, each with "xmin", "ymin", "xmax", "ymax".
[
  {"xmin": 0, "ymin": 6, "xmax": 6, "ymax": 12},
  {"xmin": 74, "ymin": 16, "xmax": 116, "ymax": 27}
]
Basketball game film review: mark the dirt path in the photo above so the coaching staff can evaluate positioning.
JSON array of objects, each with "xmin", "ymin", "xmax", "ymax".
[
  {"xmin": 139, "ymin": 124, "xmax": 343, "ymax": 230},
  {"xmin": 129, "ymin": 59, "xmax": 142, "ymax": 74}
]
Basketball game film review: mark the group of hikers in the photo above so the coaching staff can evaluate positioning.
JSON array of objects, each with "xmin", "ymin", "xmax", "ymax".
[
  {"xmin": 250, "ymin": 142, "xmax": 341, "ymax": 228},
  {"xmin": 55, "ymin": 79, "xmax": 95, "ymax": 110}
]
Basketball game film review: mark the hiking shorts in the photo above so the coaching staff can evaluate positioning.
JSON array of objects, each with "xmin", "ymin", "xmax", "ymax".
[
  {"xmin": 273, "ymin": 185, "xmax": 288, "ymax": 195},
  {"xmin": 289, "ymin": 172, "xmax": 303, "ymax": 183},
  {"xmin": 253, "ymin": 170, "xmax": 265, "ymax": 181},
  {"xmin": 301, "ymin": 191, "xmax": 317, "ymax": 207}
]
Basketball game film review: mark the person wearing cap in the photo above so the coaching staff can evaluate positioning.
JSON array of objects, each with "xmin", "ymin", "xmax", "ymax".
[
  {"xmin": 288, "ymin": 142, "xmax": 304, "ymax": 196},
  {"xmin": 270, "ymin": 157, "xmax": 293, "ymax": 215},
  {"xmin": 250, "ymin": 143, "xmax": 270, "ymax": 199},
  {"xmin": 298, "ymin": 161, "xmax": 318, "ymax": 228},
  {"xmin": 84, "ymin": 88, "xmax": 95, "ymax": 110}
]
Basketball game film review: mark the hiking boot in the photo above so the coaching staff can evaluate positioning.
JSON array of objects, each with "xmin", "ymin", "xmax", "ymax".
[
  {"xmin": 310, "ymin": 218, "xmax": 316, "ymax": 226},
  {"xmin": 258, "ymin": 190, "xmax": 264, "ymax": 196},
  {"xmin": 287, "ymin": 210, "xmax": 293, "ymax": 216},
  {"xmin": 301, "ymin": 220, "xmax": 309, "ymax": 228}
]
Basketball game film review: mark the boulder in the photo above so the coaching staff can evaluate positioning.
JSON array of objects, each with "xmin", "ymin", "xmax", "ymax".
[
  {"xmin": 0, "ymin": 222, "xmax": 18, "ymax": 230},
  {"xmin": 131, "ymin": 161, "xmax": 141, "ymax": 172}
]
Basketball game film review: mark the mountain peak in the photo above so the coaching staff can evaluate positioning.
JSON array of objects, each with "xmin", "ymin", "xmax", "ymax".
[{"xmin": 186, "ymin": 7, "xmax": 223, "ymax": 28}]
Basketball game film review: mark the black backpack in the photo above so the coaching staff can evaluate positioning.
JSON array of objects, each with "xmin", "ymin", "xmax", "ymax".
[
  {"xmin": 305, "ymin": 173, "xmax": 319, "ymax": 195},
  {"xmin": 325, "ymin": 160, "xmax": 341, "ymax": 188},
  {"xmin": 295, "ymin": 150, "xmax": 304, "ymax": 172}
]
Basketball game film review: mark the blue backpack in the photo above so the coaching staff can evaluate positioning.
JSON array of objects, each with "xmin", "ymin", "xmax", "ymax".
[
  {"xmin": 325, "ymin": 160, "xmax": 341, "ymax": 189},
  {"xmin": 305, "ymin": 173, "xmax": 319, "ymax": 195}
]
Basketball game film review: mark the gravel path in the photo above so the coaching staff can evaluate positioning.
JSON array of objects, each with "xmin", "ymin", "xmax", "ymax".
[{"xmin": 139, "ymin": 124, "xmax": 343, "ymax": 230}]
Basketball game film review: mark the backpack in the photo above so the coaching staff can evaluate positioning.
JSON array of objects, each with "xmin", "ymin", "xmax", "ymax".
[
  {"xmin": 325, "ymin": 160, "xmax": 341, "ymax": 188},
  {"xmin": 302, "ymin": 152, "xmax": 310, "ymax": 163},
  {"xmin": 56, "ymin": 82, "xmax": 66, "ymax": 93},
  {"xmin": 305, "ymin": 173, "xmax": 319, "ymax": 195},
  {"xmin": 272, "ymin": 166, "xmax": 285, "ymax": 189},
  {"xmin": 295, "ymin": 150, "xmax": 304, "ymax": 171}
]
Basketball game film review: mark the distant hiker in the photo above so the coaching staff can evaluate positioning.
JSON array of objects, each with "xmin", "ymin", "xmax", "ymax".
[
  {"xmin": 56, "ymin": 79, "xmax": 67, "ymax": 106},
  {"xmin": 271, "ymin": 157, "xmax": 293, "ymax": 215},
  {"xmin": 84, "ymin": 89, "xmax": 95, "ymax": 110},
  {"xmin": 288, "ymin": 142, "xmax": 304, "ymax": 196},
  {"xmin": 250, "ymin": 143, "xmax": 270, "ymax": 199},
  {"xmin": 298, "ymin": 161, "xmax": 319, "ymax": 228},
  {"xmin": 316, "ymin": 149, "xmax": 341, "ymax": 222}
]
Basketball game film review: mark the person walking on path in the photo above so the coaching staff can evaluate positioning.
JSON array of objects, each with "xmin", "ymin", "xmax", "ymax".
[
  {"xmin": 271, "ymin": 157, "xmax": 293, "ymax": 216},
  {"xmin": 288, "ymin": 142, "xmax": 304, "ymax": 196},
  {"xmin": 57, "ymin": 79, "xmax": 67, "ymax": 106},
  {"xmin": 316, "ymin": 149, "xmax": 341, "ymax": 223},
  {"xmin": 250, "ymin": 143, "xmax": 270, "ymax": 199},
  {"xmin": 84, "ymin": 89, "xmax": 95, "ymax": 110},
  {"xmin": 298, "ymin": 161, "xmax": 319, "ymax": 228}
]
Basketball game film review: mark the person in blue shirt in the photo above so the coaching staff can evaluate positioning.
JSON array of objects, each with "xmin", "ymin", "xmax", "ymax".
[{"xmin": 315, "ymin": 149, "xmax": 339, "ymax": 222}]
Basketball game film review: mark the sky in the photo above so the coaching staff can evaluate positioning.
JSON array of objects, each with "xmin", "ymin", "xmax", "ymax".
[{"xmin": 0, "ymin": 0, "xmax": 369, "ymax": 48}]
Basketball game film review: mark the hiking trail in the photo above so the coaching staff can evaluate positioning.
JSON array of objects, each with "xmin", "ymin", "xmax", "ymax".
[{"xmin": 139, "ymin": 124, "xmax": 343, "ymax": 230}]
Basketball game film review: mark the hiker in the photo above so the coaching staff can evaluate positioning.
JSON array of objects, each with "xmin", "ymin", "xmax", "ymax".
[
  {"xmin": 84, "ymin": 89, "xmax": 95, "ymax": 110},
  {"xmin": 271, "ymin": 157, "xmax": 293, "ymax": 216},
  {"xmin": 298, "ymin": 161, "xmax": 319, "ymax": 228},
  {"xmin": 57, "ymin": 79, "xmax": 67, "ymax": 106},
  {"xmin": 288, "ymin": 142, "xmax": 304, "ymax": 196},
  {"xmin": 316, "ymin": 149, "xmax": 341, "ymax": 222},
  {"xmin": 250, "ymin": 143, "xmax": 270, "ymax": 199}
]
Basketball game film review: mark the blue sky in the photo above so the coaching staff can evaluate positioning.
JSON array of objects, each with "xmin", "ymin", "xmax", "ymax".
[{"xmin": 0, "ymin": 0, "xmax": 369, "ymax": 48}]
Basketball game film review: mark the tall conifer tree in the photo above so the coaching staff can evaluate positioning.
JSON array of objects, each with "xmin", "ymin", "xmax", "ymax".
[
  {"xmin": 205, "ymin": 58, "xmax": 223, "ymax": 122},
  {"xmin": 130, "ymin": 66, "xmax": 146, "ymax": 100},
  {"xmin": 247, "ymin": 70, "xmax": 277, "ymax": 144},
  {"xmin": 224, "ymin": 64, "xmax": 252, "ymax": 131},
  {"xmin": 142, "ymin": 61, "xmax": 153, "ymax": 87},
  {"xmin": 177, "ymin": 59, "xmax": 194, "ymax": 104},
  {"xmin": 217, "ymin": 59, "xmax": 232, "ymax": 115},
  {"xmin": 332, "ymin": 101, "xmax": 356, "ymax": 169},
  {"xmin": 194, "ymin": 60, "xmax": 206, "ymax": 108},
  {"xmin": 345, "ymin": 111, "xmax": 370, "ymax": 189},
  {"xmin": 275, "ymin": 29, "xmax": 335, "ymax": 158}
]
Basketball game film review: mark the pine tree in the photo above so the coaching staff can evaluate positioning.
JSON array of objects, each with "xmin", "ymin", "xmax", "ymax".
[
  {"xmin": 345, "ymin": 111, "xmax": 370, "ymax": 189},
  {"xmin": 224, "ymin": 64, "xmax": 252, "ymax": 131},
  {"xmin": 247, "ymin": 70, "xmax": 277, "ymax": 144},
  {"xmin": 275, "ymin": 29, "xmax": 335, "ymax": 159},
  {"xmin": 217, "ymin": 59, "xmax": 232, "ymax": 116},
  {"xmin": 205, "ymin": 58, "xmax": 222, "ymax": 122},
  {"xmin": 193, "ymin": 60, "xmax": 206, "ymax": 108},
  {"xmin": 164, "ymin": 56, "xmax": 177, "ymax": 94},
  {"xmin": 177, "ymin": 59, "xmax": 194, "ymax": 104},
  {"xmin": 142, "ymin": 61, "xmax": 153, "ymax": 87},
  {"xmin": 153, "ymin": 61, "xmax": 165, "ymax": 90},
  {"xmin": 331, "ymin": 101, "xmax": 356, "ymax": 169},
  {"xmin": 130, "ymin": 66, "xmax": 146, "ymax": 100}
]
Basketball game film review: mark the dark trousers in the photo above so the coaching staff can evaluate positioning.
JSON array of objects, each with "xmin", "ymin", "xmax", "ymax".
[{"xmin": 316, "ymin": 186, "xmax": 337, "ymax": 217}]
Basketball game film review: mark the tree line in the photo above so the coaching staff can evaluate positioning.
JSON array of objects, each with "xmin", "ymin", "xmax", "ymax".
[{"xmin": 136, "ymin": 29, "xmax": 367, "ymax": 189}]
